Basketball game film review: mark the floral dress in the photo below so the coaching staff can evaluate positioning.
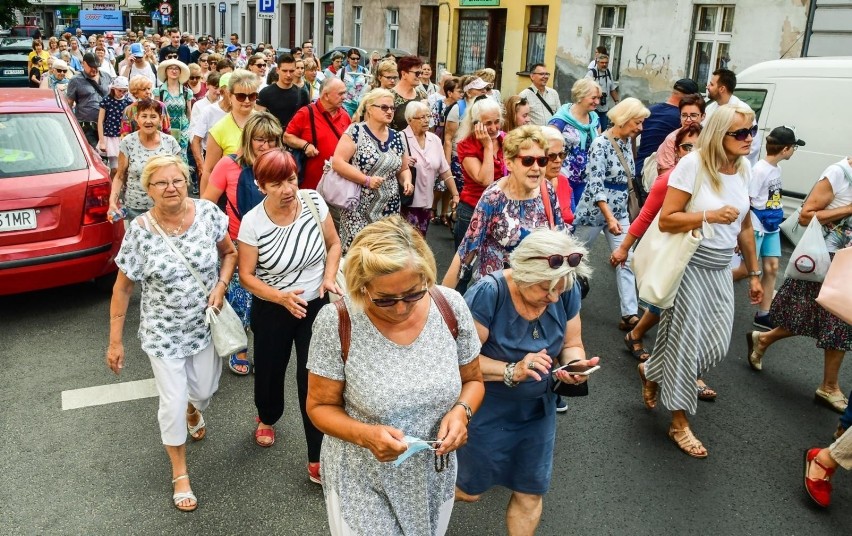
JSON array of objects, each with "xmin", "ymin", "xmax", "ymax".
[
  {"xmin": 341, "ymin": 65, "xmax": 370, "ymax": 117},
  {"xmin": 99, "ymin": 94, "xmax": 133, "ymax": 158},
  {"xmin": 457, "ymin": 181, "xmax": 563, "ymax": 282},
  {"xmin": 157, "ymin": 83, "xmax": 193, "ymax": 160},
  {"xmin": 573, "ymin": 135, "xmax": 633, "ymax": 227},
  {"xmin": 339, "ymin": 123, "xmax": 405, "ymax": 252}
]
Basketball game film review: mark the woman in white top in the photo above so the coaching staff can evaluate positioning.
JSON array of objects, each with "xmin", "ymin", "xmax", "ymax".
[
  {"xmin": 237, "ymin": 148, "xmax": 342, "ymax": 484},
  {"xmin": 639, "ymin": 103, "xmax": 763, "ymax": 458}
]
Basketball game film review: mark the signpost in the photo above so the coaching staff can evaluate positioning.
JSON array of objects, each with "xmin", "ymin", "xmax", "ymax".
[
  {"xmin": 218, "ymin": 2, "xmax": 226, "ymax": 40},
  {"xmin": 258, "ymin": 0, "xmax": 275, "ymax": 20},
  {"xmin": 159, "ymin": 3, "xmax": 172, "ymax": 16}
]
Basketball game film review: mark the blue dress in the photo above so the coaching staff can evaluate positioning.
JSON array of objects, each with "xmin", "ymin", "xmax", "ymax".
[{"xmin": 457, "ymin": 271, "xmax": 582, "ymax": 495}]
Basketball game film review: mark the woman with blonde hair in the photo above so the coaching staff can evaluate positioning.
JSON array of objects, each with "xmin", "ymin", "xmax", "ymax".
[
  {"xmin": 573, "ymin": 97, "xmax": 647, "ymax": 331},
  {"xmin": 307, "ymin": 214, "xmax": 484, "ymax": 535},
  {"xmin": 639, "ymin": 103, "xmax": 762, "ymax": 458},
  {"xmin": 372, "ymin": 59, "xmax": 398, "ymax": 90},
  {"xmin": 303, "ymin": 57, "xmax": 321, "ymax": 101},
  {"xmin": 473, "ymin": 67, "xmax": 501, "ymax": 103},
  {"xmin": 120, "ymin": 75, "xmax": 172, "ymax": 136}
]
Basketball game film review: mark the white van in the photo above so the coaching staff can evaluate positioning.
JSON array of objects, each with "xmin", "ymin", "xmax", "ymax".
[{"xmin": 734, "ymin": 57, "xmax": 851, "ymax": 210}]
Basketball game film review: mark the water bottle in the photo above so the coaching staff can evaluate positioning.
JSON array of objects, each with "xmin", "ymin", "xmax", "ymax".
[{"xmin": 108, "ymin": 207, "xmax": 128, "ymax": 224}]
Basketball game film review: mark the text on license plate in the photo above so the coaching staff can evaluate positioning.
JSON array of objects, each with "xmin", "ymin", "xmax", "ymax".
[
  {"xmin": 0, "ymin": 209, "xmax": 37, "ymax": 232},
  {"xmin": 3, "ymin": 69, "xmax": 25, "ymax": 76}
]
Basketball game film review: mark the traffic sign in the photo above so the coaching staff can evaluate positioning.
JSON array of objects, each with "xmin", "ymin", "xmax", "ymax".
[
  {"xmin": 258, "ymin": 0, "xmax": 275, "ymax": 19},
  {"xmin": 159, "ymin": 3, "xmax": 172, "ymax": 16},
  {"xmin": 162, "ymin": 14, "xmax": 171, "ymax": 25},
  {"xmin": 218, "ymin": 2, "xmax": 226, "ymax": 13},
  {"xmin": 151, "ymin": 11, "xmax": 161, "ymax": 21}
]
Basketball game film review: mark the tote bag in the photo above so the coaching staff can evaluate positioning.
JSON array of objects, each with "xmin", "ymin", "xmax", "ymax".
[
  {"xmin": 784, "ymin": 215, "xmax": 831, "ymax": 282},
  {"xmin": 815, "ymin": 247, "xmax": 852, "ymax": 325},
  {"xmin": 316, "ymin": 159, "xmax": 361, "ymax": 211}
]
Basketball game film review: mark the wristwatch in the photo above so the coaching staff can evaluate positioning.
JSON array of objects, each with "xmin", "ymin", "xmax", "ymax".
[
  {"xmin": 748, "ymin": 270, "xmax": 763, "ymax": 277},
  {"xmin": 454, "ymin": 401, "xmax": 472, "ymax": 423}
]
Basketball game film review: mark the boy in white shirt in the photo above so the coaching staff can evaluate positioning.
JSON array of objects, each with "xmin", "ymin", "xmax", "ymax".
[{"xmin": 734, "ymin": 126, "xmax": 805, "ymax": 329}]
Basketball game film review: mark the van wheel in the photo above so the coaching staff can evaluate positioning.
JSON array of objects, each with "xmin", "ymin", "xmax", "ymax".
[{"xmin": 93, "ymin": 271, "xmax": 117, "ymax": 293}]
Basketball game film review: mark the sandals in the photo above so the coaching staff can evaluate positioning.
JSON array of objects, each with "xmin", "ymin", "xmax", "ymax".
[
  {"xmin": 255, "ymin": 416, "xmax": 275, "ymax": 447},
  {"xmin": 171, "ymin": 474, "xmax": 198, "ymax": 512},
  {"xmin": 815, "ymin": 389, "xmax": 849, "ymax": 414},
  {"xmin": 637, "ymin": 364, "xmax": 657, "ymax": 410},
  {"xmin": 187, "ymin": 408, "xmax": 206, "ymax": 441},
  {"xmin": 668, "ymin": 426, "xmax": 708, "ymax": 459},
  {"xmin": 619, "ymin": 315, "xmax": 640, "ymax": 331},
  {"xmin": 228, "ymin": 352, "xmax": 251, "ymax": 375},
  {"xmin": 624, "ymin": 332, "xmax": 649, "ymax": 361},
  {"xmin": 745, "ymin": 331, "xmax": 764, "ymax": 371},
  {"xmin": 803, "ymin": 448, "xmax": 835, "ymax": 507},
  {"xmin": 697, "ymin": 382, "xmax": 717, "ymax": 402},
  {"xmin": 835, "ymin": 425, "xmax": 847, "ymax": 440}
]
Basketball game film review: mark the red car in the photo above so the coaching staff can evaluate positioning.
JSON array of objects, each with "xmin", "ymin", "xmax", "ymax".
[{"xmin": 0, "ymin": 88, "xmax": 123, "ymax": 295}]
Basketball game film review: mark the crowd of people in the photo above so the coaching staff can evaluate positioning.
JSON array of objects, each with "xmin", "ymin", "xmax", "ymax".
[{"xmin": 77, "ymin": 28, "xmax": 852, "ymax": 531}]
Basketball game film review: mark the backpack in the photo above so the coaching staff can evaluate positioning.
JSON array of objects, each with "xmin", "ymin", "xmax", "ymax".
[
  {"xmin": 641, "ymin": 152, "xmax": 659, "ymax": 194},
  {"xmin": 226, "ymin": 154, "xmax": 264, "ymax": 220}
]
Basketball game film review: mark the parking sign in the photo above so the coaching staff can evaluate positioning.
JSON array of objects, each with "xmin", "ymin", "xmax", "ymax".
[{"xmin": 258, "ymin": 0, "xmax": 275, "ymax": 19}]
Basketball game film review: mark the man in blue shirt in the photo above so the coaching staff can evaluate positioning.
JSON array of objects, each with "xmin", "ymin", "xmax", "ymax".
[{"xmin": 635, "ymin": 78, "xmax": 700, "ymax": 179}]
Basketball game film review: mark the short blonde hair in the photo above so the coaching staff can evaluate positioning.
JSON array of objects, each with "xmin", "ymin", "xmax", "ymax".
[
  {"xmin": 140, "ymin": 155, "xmax": 189, "ymax": 190},
  {"xmin": 510, "ymin": 228, "xmax": 592, "ymax": 292},
  {"xmin": 354, "ymin": 88, "xmax": 394, "ymax": 122},
  {"xmin": 473, "ymin": 67, "xmax": 496, "ymax": 84},
  {"xmin": 239, "ymin": 111, "xmax": 283, "ymax": 167},
  {"xmin": 607, "ymin": 97, "xmax": 650, "ymax": 128},
  {"xmin": 502, "ymin": 125, "xmax": 547, "ymax": 160},
  {"xmin": 228, "ymin": 68, "xmax": 259, "ymax": 93},
  {"xmin": 571, "ymin": 78, "xmax": 602, "ymax": 103},
  {"xmin": 128, "ymin": 74, "xmax": 153, "ymax": 97},
  {"xmin": 345, "ymin": 215, "xmax": 437, "ymax": 309},
  {"xmin": 187, "ymin": 63, "xmax": 201, "ymax": 76}
]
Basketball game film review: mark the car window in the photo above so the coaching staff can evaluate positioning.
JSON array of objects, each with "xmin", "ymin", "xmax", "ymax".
[
  {"xmin": 734, "ymin": 89, "xmax": 768, "ymax": 122},
  {"xmin": 0, "ymin": 113, "xmax": 88, "ymax": 179}
]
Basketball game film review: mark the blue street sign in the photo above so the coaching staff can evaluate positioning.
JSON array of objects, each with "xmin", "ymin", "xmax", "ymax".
[
  {"xmin": 162, "ymin": 14, "xmax": 171, "ymax": 25},
  {"xmin": 219, "ymin": 2, "xmax": 226, "ymax": 13},
  {"xmin": 151, "ymin": 11, "xmax": 162, "ymax": 21},
  {"xmin": 258, "ymin": 0, "xmax": 274, "ymax": 19}
]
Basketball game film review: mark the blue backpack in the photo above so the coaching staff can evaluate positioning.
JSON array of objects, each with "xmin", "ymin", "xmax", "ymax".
[{"xmin": 226, "ymin": 154, "xmax": 264, "ymax": 220}]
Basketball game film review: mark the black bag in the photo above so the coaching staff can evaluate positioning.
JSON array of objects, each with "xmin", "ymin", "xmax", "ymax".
[
  {"xmin": 551, "ymin": 360, "xmax": 589, "ymax": 397},
  {"xmin": 400, "ymin": 133, "xmax": 416, "ymax": 207}
]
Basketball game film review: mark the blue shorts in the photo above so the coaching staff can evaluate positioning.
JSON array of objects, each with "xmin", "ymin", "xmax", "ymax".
[{"xmin": 755, "ymin": 230, "xmax": 781, "ymax": 258}]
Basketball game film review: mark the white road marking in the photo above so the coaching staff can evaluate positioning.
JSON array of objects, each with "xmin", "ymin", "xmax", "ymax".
[{"xmin": 61, "ymin": 379, "xmax": 158, "ymax": 410}]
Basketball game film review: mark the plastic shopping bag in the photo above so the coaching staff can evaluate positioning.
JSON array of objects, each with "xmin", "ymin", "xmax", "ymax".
[{"xmin": 784, "ymin": 215, "xmax": 831, "ymax": 282}]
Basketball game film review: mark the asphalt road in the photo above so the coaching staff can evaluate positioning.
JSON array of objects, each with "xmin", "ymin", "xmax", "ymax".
[{"xmin": 1, "ymin": 223, "xmax": 849, "ymax": 535}]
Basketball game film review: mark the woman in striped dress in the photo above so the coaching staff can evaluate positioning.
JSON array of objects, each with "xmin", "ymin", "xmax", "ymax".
[{"xmin": 638, "ymin": 103, "xmax": 763, "ymax": 458}]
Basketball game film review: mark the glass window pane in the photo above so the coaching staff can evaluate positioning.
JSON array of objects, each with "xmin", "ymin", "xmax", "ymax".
[
  {"xmin": 457, "ymin": 19, "xmax": 488, "ymax": 74},
  {"xmin": 601, "ymin": 7, "xmax": 615, "ymax": 28},
  {"xmin": 697, "ymin": 6, "xmax": 717, "ymax": 32},
  {"xmin": 526, "ymin": 31, "xmax": 546, "ymax": 71},
  {"xmin": 716, "ymin": 42, "xmax": 730, "ymax": 70},
  {"xmin": 616, "ymin": 6, "xmax": 626, "ymax": 29},
  {"xmin": 720, "ymin": 7, "xmax": 735, "ymax": 33},
  {"xmin": 691, "ymin": 41, "xmax": 713, "ymax": 85},
  {"xmin": 733, "ymin": 89, "xmax": 767, "ymax": 121}
]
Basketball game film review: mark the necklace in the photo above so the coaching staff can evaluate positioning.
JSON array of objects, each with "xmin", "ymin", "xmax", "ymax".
[
  {"xmin": 154, "ymin": 199, "xmax": 188, "ymax": 236},
  {"xmin": 531, "ymin": 314, "xmax": 544, "ymax": 339}
]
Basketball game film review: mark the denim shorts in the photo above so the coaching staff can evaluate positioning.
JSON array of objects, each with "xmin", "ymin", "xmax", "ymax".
[{"xmin": 755, "ymin": 230, "xmax": 782, "ymax": 258}]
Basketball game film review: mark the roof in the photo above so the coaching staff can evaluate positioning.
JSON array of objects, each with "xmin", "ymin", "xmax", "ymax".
[
  {"xmin": 738, "ymin": 56, "xmax": 852, "ymax": 81},
  {"xmin": 0, "ymin": 89, "xmax": 65, "ymax": 112}
]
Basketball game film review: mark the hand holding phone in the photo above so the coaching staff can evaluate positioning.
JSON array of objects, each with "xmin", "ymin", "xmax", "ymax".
[
  {"xmin": 552, "ymin": 357, "xmax": 601, "ymax": 384},
  {"xmin": 552, "ymin": 362, "xmax": 600, "ymax": 376}
]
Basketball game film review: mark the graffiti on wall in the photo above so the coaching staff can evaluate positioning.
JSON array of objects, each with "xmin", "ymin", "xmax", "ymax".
[{"xmin": 626, "ymin": 45, "xmax": 671, "ymax": 77}]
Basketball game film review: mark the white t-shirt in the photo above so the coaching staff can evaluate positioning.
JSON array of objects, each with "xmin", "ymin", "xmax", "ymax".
[
  {"xmin": 823, "ymin": 159, "xmax": 852, "ymax": 210},
  {"xmin": 668, "ymin": 151, "xmax": 751, "ymax": 249},
  {"xmin": 748, "ymin": 159, "xmax": 782, "ymax": 233},
  {"xmin": 237, "ymin": 190, "xmax": 329, "ymax": 301},
  {"xmin": 191, "ymin": 102, "xmax": 228, "ymax": 151}
]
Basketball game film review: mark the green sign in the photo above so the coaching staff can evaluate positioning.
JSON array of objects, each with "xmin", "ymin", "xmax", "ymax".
[{"xmin": 460, "ymin": 0, "xmax": 500, "ymax": 6}]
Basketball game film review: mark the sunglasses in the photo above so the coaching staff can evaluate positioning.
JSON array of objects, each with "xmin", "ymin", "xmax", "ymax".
[
  {"xmin": 371, "ymin": 104, "xmax": 396, "ymax": 113},
  {"xmin": 485, "ymin": 84, "xmax": 493, "ymax": 91},
  {"xmin": 55, "ymin": 69, "xmax": 67, "ymax": 73},
  {"xmin": 678, "ymin": 143, "xmax": 694, "ymax": 152},
  {"xmin": 233, "ymin": 92, "xmax": 259, "ymax": 102},
  {"xmin": 189, "ymin": 76, "xmax": 201, "ymax": 80},
  {"xmin": 531, "ymin": 253, "xmax": 584, "ymax": 269},
  {"xmin": 515, "ymin": 155, "xmax": 549, "ymax": 167},
  {"xmin": 517, "ymin": 97, "xmax": 528, "ymax": 105},
  {"xmin": 253, "ymin": 63, "xmax": 266, "ymax": 68},
  {"xmin": 411, "ymin": 70, "xmax": 422, "ymax": 77},
  {"xmin": 349, "ymin": 56, "xmax": 360, "ymax": 61},
  {"xmin": 166, "ymin": 54, "xmax": 178, "ymax": 59},
  {"xmin": 547, "ymin": 151, "xmax": 567, "ymax": 162},
  {"xmin": 364, "ymin": 285, "xmax": 428, "ymax": 307},
  {"xmin": 725, "ymin": 125, "xmax": 758, "ymax": 141}
]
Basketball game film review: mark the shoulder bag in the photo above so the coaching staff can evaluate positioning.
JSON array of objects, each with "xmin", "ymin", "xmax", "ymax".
[
  {"xmin": 605, "ymin": 131, "xmax": 641, "ymax": 222},
  {"xmin": 316, "ymin": 125, "xmax": 362, "ymax": 211},
  {"xmin": 400, "ymin": 132, "xmax": 417, "ymax": 207},
  {"xmin": 816, "ymin": 247, "xmax": 852, "ymax": 325},
  {"xmin": 146, "ymin": 212, "xmax": 247, "ymax": 357},
  {"xmin": 631, "ymin": 171, "xmax": 715, "ymax": 309},
  {"xmin": 528, "ymin": 86, "xmax": 554, "ymax": 116},
  {"xmin": 300, "ymin": 190, "xmax": 346, "ymax": 302}
]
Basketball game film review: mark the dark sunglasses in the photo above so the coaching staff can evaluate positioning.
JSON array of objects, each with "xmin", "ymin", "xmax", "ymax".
[
  {"xmin": 516, "ymin": 155, "xmax": 549, "ymax": 167},
  {"xmin": 365, "ymin": 286, "xmax": 428, "ymax": 307},
  {"xmin": 349, "ymin": 56, "xmax": 360, "ymax": 61},
  {"xmin": 411, "ymin": 70, "xmax": 422, "ymax": 77},
  {"xmin": 233, "ymin": 92, "xmax": 259, "ymax": 102},
  {"xmin": 516, "ymin": 97, "xmax": 528, "ymax": 106},
  {"xmin": 166, "ymin": 54, "xmax": 178, "ymax": 59},
  {"xmin": 678, "ymin": 143, "xmax": 694, "ymax": 152},
  {"xmin": 189, "ymin": 75, "xmax": 201, "ymax": 80},
  {"xmin": 253, "ymin": 62, "xmax": 266, "ymax": 68},
  {"xmin": 371, "ymin": 104, "xmax": 396, "ymax": 112},
  {"xmin": 55, "ymin": 69, "xmax": 68, "ymax": 73},
  {"xmin": 547, "ymin": 151, "xmax": 567, "ymax": 162},
  {"xmin": 531, "ymin": 253, "xmax": 584, "ymax": 269},
  {"xmin": 725, "ymin": 125, "xmax": 758, "ymax": 141}
]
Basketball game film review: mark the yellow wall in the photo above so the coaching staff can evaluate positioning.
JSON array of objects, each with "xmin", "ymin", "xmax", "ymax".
[{"xmin": 436, "ymin": 0, "xmax": 561, "ymax": 97}]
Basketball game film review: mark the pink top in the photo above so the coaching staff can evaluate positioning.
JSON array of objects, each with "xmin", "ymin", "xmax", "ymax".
[
  {"xmin": 628, "ymin": 167, "xmax": 673, "ymax": 238},
  {"xmin": 656, "ymin": 130, "xmax": 678, "ymax": 174},
  {"xmin": 209, "ymin": 156, "xmax": 241, "ymax": 240},
  {"xmin": 402, "ymin": 126, "xmax": 451, "ymax": 208},
  {"xmin": 553, "ymin": 174, "xmax": 574, "ymax": 225}
]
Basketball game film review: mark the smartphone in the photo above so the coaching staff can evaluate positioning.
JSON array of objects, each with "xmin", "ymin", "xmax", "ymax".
[{"xmin": 552, "ymin": 362, "xmax": 600, "ymax": 376}]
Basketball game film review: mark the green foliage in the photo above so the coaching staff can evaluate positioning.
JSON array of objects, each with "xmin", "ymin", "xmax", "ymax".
[
  {"xmin": 140, "ymin": 0, "xmax": 180, "ymax": 28},
  {"xmin": 0, "ymin": 0, "xmax": 33, "ymax": 30}
]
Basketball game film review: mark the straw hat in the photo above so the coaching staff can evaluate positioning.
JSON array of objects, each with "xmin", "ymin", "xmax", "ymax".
[{"xmin": 157, "ymin": 59, "xmax": 190, "ymax": 84}]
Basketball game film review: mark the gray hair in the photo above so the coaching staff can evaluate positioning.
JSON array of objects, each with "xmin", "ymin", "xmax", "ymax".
[
  {"xmin": 540, "ymin": 126, "xmax": 565, "ymax": 148},
  {"xmin": 330, "ymin": 51, "xmax": 345, "ymax": 61},
  {"xmin": 607, "ymin": 97, "xmax": 650, "ymax": 128},
  {"xmin": 405, "ymin": 100, "xmax": 430, "ymax": 122},
  {"xmin": 456, "ymin": 97, "xmax": 503, "ymax": 141},
  {"xmin": 509, "ymin": 228, "xmax": 592, "ymax": 292},
  {"xmin": 320, "ymin": 76, "xmax": 345, "ymax": 94}
]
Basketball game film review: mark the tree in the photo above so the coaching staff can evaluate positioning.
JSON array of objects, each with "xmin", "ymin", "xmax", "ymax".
[
  {"xmin": 0, "ymin": 0, "xmax": 32, "ymax": 30},
  {"xmin": 140, "ymin": 0, "xmax": 180, "ymax": 29}
]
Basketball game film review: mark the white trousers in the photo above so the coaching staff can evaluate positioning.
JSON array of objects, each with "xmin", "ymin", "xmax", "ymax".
[{"xmin": 148, "ymin": 343, "xmax": 222, "ymax": 446}]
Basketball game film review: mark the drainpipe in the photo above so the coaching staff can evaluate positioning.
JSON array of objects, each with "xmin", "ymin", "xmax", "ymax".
[{"xmin": 802, "ymin": 0, "xmax": 817, "ymax": 57}]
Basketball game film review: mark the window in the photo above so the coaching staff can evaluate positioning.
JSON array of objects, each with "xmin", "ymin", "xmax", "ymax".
[
  {"xmin": 592, "ymin": 5, "xmax": 626, "ymax": 78},
  {"xmin": 353, "ymin": 6, "xmax": 362, "ymax": 47},
  {"xmin": 457, "ymin": 10, "xmax": 488, "ymax": 75},
  {"xmin": 525, "ymin": 7, "xmax": 548, "ymax": 71},
  {"xmin": 386, "ymin": 9, "xmax": 399, "ymax": 49},
  {"xmin": 689, "ymin": 5, "xmax": 735, "ymax": 85}
]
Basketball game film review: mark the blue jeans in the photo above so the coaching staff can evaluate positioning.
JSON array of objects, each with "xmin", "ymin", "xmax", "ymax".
[
  {"xmin": 596, "ymin": 111, "xmax": 609, "ymax": 131},
  {"xmin": 573, "ymin": 217, "xmax": 638, "ymax": 317},
  {"xmin": 841, "ymin": 390, "xmax": 852, "ymax": 431}
]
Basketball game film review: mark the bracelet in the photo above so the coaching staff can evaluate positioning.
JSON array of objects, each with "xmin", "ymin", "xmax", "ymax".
[
  {"xmin": 364, "ymin": 175, "xmax": 371, "ymax": 188},
  {"xmin": 503, "ymin": 362, "xmax": 519, "ymax": 387},
  {"xmin": 454, "ymin": 401, "xmax": 472, "ymax": 423},
  {"xmin": 217, "ymin": 279, "xmax": 228, "ymax": 287},
  {"xmin": 748, "ymin": 270, "xmax": 763, "ymax": 277},
  {"xmin": 302, "ymin": 142, "xmax": 310, "ymax": 151},
  {"xmin": 110, "ymin": 313, "xmax": 125, "ymax": 320},
  {"xmin": 702, "ymin": 210, "xmax": 707, "ymax": 223}
]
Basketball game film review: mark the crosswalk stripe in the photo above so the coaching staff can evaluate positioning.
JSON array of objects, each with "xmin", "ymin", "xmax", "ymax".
[{"xmin": 61, "ymin": 378, "xmax": 158, "ymax": 410}]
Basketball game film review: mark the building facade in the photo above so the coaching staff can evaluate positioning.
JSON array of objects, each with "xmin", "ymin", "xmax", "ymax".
[{"xmin": 339, "ymin": 0, "xmax": 439, "ymax": 63}]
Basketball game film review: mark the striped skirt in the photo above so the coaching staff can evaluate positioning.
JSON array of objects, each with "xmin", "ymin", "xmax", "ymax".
[{"xmin": 644, "ymin": 246, "xmax": 734, "ymax": 415}]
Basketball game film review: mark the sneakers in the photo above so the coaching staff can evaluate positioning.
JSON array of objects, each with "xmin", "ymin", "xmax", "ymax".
[
  {"xmin": 555, "ymin": 396, "xmax": 568, "ymax": 413},
  {"xmin": 753, "ymin": 312, "xmax": 774, "ymax": 330},
  {"xmin": 308, "ymin": 462, "xmax": 321, "ymax": 485}
]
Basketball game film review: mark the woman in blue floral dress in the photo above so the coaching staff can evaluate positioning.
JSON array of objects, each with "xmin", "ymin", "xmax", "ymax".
[
  {"xmin": 548, "ymin": 78, "xmax": 602, "ymax": 210},
  {"xmin": 156, "ymin": 59, "xmax": 194, "ymax": 162},
  {"xmin": 340, "ymin": 48, "xmax": 371, "ymax": 117},
  {"xmin": 443, "ymin": 126, "xmax": 563, "ymax": 288}
]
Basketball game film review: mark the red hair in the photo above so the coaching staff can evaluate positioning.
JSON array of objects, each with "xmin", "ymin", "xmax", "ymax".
[
  {"xmin": 253, "ymin": 148, "xmax": 298, "ymax": 187},
  {"xmin": 396, "ymin": 55, "xmax": 422, "ymax": 74}
]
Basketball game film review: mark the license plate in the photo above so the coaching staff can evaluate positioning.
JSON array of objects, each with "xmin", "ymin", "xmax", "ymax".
[
  {"xmin": 0, "ymin": 208, "xmax": 37, "ymax": 232},
  {"xmin": 3, "ymin": 69, "xmax": 24, "ymax": 76}
]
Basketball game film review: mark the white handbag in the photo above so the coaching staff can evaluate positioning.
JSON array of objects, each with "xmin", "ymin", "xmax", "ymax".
[
  {"xmin": 784, "ymin": 215, "xmax": 831, "ymax": 282},
  {"xmin": 148, "ymin": 214, "xmax": 248, "ymax": 357},
  {"xmin": 631, "ymin": 172, "xmax": 714, "ymax": 309}
]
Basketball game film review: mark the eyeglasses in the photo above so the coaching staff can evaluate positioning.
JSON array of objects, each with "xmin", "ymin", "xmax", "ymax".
[
  {"xmin": 485, "ymin": 84, "xmax": 493, "ymax": 91},
  {"xmin": 411, "ymin": 70, "xmax": 422, "ymax": 77},
  {"xmin": 532, "ymin": 71, "xmax": 550, "ymax": 76},
  {"xmin": 252, "ymin": 63, "xmax": 266, "ymax": 68},
  {"xmin": 188, "ymin": 75, "xmax": 201, "ymax": 81},
  {"xmin": 411, "ymin": 115, "xmax": 430, "ymax": 122},
  {"xmin": 515, "ymin": 155, "xmax": 549, "ymax": 167},
  {"xmin": 233, "ymin": 92, "xmax": 259, "ymax": 102},
  {"xmin": 149, "ymin": 178, "xmax": 187, "ymax": 190},
  {"xmin": 166, "ymin": 54, "xmax": 178, "ymax": 59},
  {"xmin": 252, "ymin": 137, "xmax": 277, "ymax": 146},
  {"xmin": 531, "ymin": 253, "xmax": 584, "ymax": 269},
  {"xmin": 55, "ymin": 69, "xmax": 67, "ymax": 73},
  {"xmin": 370, "ymin": 104, "xmax": 396, "ymax": 113},
  {"xmin": 547, "ymin": 151, "xmax": 567, "ymax": 162},
  {"xmin": 349, "ymin": 56, "xmax": 360, "ymax": 61},
  {"xmin": 725, "ymin": 125, "xmax": 758, "ymax": 141},
  {"xmin": 678, "ymin": 143, "xmax": 694, "ymax": 152},
  {"xmin": 364, "ymin": 285, "xmax": 428, "ymax": 307},
  {"xmin": 680, "ymin": 113, "xmax": 702, "ymax": 120}
]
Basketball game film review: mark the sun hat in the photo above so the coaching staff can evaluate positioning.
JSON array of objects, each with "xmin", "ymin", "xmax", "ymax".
[
  {"xmin": 157, "ymin": 58, "xmax": 190, "ymax": 84},
  {"xmin": 110, "ymin": 76, "xmax": 129, "ymax": 90},
  {"xmin": 463, "ymin": 77, "xmax": 488, "ymax": 92}
]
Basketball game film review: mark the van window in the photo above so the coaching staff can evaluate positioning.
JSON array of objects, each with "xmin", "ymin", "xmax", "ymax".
[
  {"xmin": 0, "ymin": 113, "xmax": 88, "ymax": 179},
  {"xmin": 734, "ymin": 89, "xmax": 767, "ymax": 122}
]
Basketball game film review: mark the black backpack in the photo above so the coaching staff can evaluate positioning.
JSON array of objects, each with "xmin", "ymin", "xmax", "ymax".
[{"xmin": 226, "ymin": 154, "xmax": 264, "ymax": 220}]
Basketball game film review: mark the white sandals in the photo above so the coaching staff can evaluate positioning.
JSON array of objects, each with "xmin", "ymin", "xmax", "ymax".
[
  {"xmin": 172, "ymin": 474, "xmax": 197, "ymax": 512},
  {"xmin": 187, "ymin": 408, "xmax": 206, "ymax": 441}
]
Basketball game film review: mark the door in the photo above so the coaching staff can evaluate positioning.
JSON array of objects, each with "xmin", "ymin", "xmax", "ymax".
[{"xmin": 486, "ymin": 10, "xmax": 506, "ymax": 87}]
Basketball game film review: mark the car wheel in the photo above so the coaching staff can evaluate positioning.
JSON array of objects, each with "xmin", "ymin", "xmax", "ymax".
[{"xmin": 92, "ymin": 271, "xmax": 117, "ymax": 293}]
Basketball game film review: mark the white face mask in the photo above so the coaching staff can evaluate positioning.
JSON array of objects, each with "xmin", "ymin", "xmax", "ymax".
[{"xmin": 392, "ymin": 435, "xmax": 440, "ymax": 467}]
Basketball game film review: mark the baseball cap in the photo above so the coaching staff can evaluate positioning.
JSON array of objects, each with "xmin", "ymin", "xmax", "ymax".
[
  {"xmin": 673, "ymin": 78, "xmax": 700, "ymax": 95},
  {"xmin": 226, "ymin": 44, "xmax": 240, "ymax": 54},
  {"xmin": 218, "ymin": 72, "xmax": 232, "ymax": 88},
  {"xmin": 767, "ymin": 126, "xmax": 806, "ymax": 147},
  {"xmin": 198, "ymin": 38, "xmax": 209, "ymax": 45},
  {"xmin": 129, "ymin": 42, "xmax": 144, "ymax": 58},
  {"xmin": 110, "ymin": 76, "xmax": 129, "ymax": 90},
  {"xmin": 463, "ymin": 77, "xmax": 488, "ymax": 92},
  {"xmin": 82, "ymin": 52, "xmax": 101, "ymax": 68}
]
